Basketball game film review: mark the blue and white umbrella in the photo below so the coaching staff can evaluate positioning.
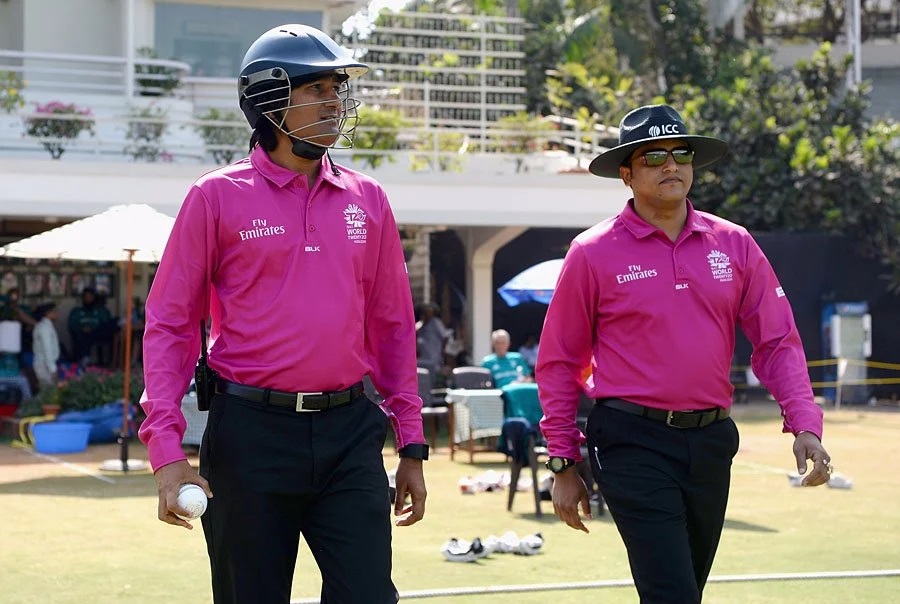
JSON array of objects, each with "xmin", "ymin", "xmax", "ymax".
[{"xmin": 497, "ymin": 258, "xmax": 564, "ymax": 307}]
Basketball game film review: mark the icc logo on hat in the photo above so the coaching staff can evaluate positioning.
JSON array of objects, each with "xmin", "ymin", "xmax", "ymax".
[{"xmin": 648, "ymin": 124, "xmax": 680, "ymax": 137}]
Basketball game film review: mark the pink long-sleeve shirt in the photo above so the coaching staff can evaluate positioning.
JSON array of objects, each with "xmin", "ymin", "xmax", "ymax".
[
  {"xmin": 537, "ymin": 200, "xmax": 823, "ymax": 460},
  {"xmin": 138, "ymin": 146, "xmax": 424, "ymax": 470}
]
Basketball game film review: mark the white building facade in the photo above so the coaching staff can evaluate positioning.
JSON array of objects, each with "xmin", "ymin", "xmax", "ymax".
[{"xmin": 0, "ymin": 0, "xmax": 622, "ymax": 362}]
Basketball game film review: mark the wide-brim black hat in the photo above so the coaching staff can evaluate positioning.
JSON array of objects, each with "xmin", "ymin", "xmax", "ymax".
[{"xmin": 588, "ymin": 104, "xmax": 728, "ymax": 178}]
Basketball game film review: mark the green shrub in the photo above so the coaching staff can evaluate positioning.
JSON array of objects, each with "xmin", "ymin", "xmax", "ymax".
[
  {"xmin": 26, "ymin": 368, "xmax": 144, "ymax": 416},
  {"xmin": 194, "ymin": 108, "xmax": 247, "ymax": 165},
  {"xmin": 135, "ymin": 47, "xmax": 180, "ymax": 97},
  {"xmin": 0, "ymin": 70, "xmax": 25, "ymax": 113},
  {"xmin": 24, "ymin": 101, "xmax": 95, "ymax": 159}
]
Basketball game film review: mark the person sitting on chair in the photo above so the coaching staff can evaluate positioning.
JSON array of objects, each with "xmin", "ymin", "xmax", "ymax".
[{"xmin": 481, "ymin": 329, "xmax": 531, "ymax": 388}]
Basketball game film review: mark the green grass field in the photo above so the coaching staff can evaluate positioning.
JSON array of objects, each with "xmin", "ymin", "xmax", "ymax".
[{"xmin": 1, "ymin": 403, "xmax": 899, "ymax": 603}]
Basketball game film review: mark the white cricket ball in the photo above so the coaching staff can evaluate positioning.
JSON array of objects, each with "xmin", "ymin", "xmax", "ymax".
[{"xmin": 176, "ymin": 484, "xmax": 208, "ymax": 519}]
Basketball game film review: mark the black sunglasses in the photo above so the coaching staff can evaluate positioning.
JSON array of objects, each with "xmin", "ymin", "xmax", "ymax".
[{"xmin": 632, "ymin": 147, "xmax": 694, "ymax": 167}]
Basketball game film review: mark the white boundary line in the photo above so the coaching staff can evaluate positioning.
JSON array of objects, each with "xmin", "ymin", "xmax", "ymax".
[
  {"xmin": 291, "ymin": 569, "xmax": 900, "ymax": 602},
  {"xmin": 28, "ymin": 449, "xmax": 117, "ymax": 484}
]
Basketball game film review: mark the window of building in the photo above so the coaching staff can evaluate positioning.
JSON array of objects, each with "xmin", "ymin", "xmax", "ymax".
[{"xmin": 154, "ymin": 3, "xmax": 322, "ymax": 78}]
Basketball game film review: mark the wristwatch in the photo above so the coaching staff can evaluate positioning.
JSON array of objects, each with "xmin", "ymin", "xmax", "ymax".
[
  {"xmin": 545, "ymin": 456, "xmax": 576, "ymax": 474},
  {"xmin": 398, "ymin": 443, "xmax": 430, "ymax": 460}
]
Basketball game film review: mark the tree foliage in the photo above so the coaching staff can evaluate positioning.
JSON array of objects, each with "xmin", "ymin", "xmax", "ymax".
[
  {"xmin": 514, "ymin": 0, "xmax": 900, "ymax": 290},
  {"xmin": 352, "ymin": 106, "xmax": 408, "ymax": 169},
  {"xmin": 668, "ymin": 45, "xmax": 900, "ymax": 290},
  {"xmin": 520, "ymin": 0, "xmax": 567, "ymax": 114},
  {"xmin": 194, "ymin": 108, "xmax": 248, "ymax": 165}
]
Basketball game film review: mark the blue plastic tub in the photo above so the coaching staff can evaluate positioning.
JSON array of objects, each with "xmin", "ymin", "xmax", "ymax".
[
  {"xmin": 32, "ymin": 422, "xmax": 92, "ymax": 454},
  {"xmin": 56, "ymin": 401, "xmax": 133, "ymax": 443}
]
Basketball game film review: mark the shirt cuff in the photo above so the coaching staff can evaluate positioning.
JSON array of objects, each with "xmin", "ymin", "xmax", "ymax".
[
  {"xmin": 546, "ymin": 440, "xmax": 584, "ymax": 463},
  {"xmin": 384, "ymin": 408, "xmax": 425, "ymax": 451},
  {"xmin": 146, "ymin": 433, "xmax": 188, "ymax": 472}
]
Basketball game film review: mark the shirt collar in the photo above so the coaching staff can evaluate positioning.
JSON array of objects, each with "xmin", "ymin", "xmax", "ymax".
[
  {"xmin": 250, "ymin": 145, "xmax": 347, "ymax": 191},
  {"xmin": 618, "ymin": 199, "xmax": 711, "ymax": 239}
]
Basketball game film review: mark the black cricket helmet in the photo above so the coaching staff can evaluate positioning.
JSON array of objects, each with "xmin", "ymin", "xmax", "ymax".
[{"xmin": 238, "ymin": 24, "xmax": 368, "ymax": 149}]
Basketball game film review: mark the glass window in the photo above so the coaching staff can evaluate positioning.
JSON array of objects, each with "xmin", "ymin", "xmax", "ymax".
[{"xmin": 154, "ymin": 3, "xmax": 322, "ymax": 78}]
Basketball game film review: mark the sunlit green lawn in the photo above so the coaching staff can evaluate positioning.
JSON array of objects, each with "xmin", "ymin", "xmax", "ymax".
[{"xmin": 1, "ymin": 402, "xmax": 898, "ymax": 603}]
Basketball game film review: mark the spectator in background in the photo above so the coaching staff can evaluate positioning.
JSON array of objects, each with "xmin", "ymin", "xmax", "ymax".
[
  {"xmin": 481, "ymin": 329, "xmax": 531, "ymax": 388},
  {"xmin": 518, "ymin": 334, "xmax": 540, "ymax": 373},
  {"xmin": 0, "ymin": 287, "xmax": 37, "ymax": 386},
  {"xmin": 94, "ymin": 293, "xmax": 116, "ymax": 366},
  {"xmin": 0, "ymin": 287, "xmax": 36, "ymax": 328},
  {"xmin": 130, "ymin": 296, "xmax": 145, "ymax": 367},
  {"xmin": 32, "ymin": 303, "xmax": 61, "ymax": 389},
  {"xmin": 416, "ymin": 302, "xmax": 450, "ymax": 388},
  {"xmin": 67, "ymin": 287, "xmax": 110, "ymax": 366},
  {"xmin": 443, "ymin": 319, "xmax": 467, "ymax": 369}
]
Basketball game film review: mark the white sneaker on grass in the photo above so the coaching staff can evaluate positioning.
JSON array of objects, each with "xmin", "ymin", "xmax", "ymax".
[
  {"xmin": 482, "ymin": 531, "xmax": 520, "ymax": 554},
  {"xmin": 514, "ymin": 532, "xmax": 544, "ymax": 555},
  {"xmin": 440, "ymin": 537, "xmax": 485, "ymax": 562}
]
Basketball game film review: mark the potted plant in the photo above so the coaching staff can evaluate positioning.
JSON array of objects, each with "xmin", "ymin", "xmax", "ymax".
[
  {"xmin": 26, "ymin": 384, "xmax": 62, "ymax": 417},
  {"xmin": 24, "ymin": 101, "xmax": 95, "ymax": 159},
  {"xmin": 194, "ymin": 107, "xmax": 248, "ymax": 164},
  {"xmin": 56, "ymin": 367, "xmax": 144, "ymax": 412},
  {"xmin": 124, "ymin": 103, "xmax": 169, "ymax": 162},
  {"xmin": 0, "ymin": 70, "xmax": 25, "ymax": 114},
  {"xmin": 134, "ymin": 47, "xmax": 181, "ymax": 97}
]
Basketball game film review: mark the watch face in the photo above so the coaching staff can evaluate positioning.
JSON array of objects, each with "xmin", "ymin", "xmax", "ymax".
[{"xmin": 548, "ymin": 457, "xmax": 566, "ymax": 472}]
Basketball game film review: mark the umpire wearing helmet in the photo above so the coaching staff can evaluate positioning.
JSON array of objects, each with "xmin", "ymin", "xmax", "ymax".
[{"xmin": 139, "ymin": 24, "xmax": 427, "ymax": 604}]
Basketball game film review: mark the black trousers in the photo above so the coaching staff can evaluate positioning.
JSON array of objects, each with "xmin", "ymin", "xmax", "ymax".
[
  {"xmin": 199, "ymin": 391, "xmax": 398, "ymax": 604},
  {"xmin": 586, "ymin": 403, "xmax": 740, "ymax": 603}
]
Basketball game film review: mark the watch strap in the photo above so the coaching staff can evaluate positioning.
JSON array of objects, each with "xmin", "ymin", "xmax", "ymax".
[{"xmin": 398, "ymin": 443, "xmax": 430, "ymax": 460}]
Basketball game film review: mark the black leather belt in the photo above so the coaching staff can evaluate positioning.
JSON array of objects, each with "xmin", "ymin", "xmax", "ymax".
[
  {"xmin": 597, "ymin": 398, "xmax": 729, "ymax": 429},
  {"xmin": 216, "ymin": 379, "xmax": 365, "ymax": 412}
]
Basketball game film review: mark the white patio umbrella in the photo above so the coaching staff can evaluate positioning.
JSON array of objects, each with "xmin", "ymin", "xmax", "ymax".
[{"xmin": 1, "ymin": 203, "xmax": 175, "ymax": 472}]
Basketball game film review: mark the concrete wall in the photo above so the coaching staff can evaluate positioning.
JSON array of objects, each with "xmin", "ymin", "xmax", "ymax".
[
  {"xmin": 0, "ymin": 0, "xmax": 25, "ymax": 52},
  {"xmin": 22, "ymin": 0, "xmax": 123, "ymax": 55}
]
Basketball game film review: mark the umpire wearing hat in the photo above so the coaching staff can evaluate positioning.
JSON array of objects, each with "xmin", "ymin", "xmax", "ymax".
[{"xmin": 537, "ymin": 104, "xmax": 831, "ymax": 603}]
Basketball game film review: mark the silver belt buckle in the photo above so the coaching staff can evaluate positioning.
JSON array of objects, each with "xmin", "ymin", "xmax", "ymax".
[
  {"xmin": 665, "ymin": 410, "xmax": 685, "ymax": 428},
  {"xmin": 665, "ymin": 410, "xmax": 675, "ymax": 426},
  {"xmin": 295, "ymin": 392, "xmax": 323, "ymax": 413}
]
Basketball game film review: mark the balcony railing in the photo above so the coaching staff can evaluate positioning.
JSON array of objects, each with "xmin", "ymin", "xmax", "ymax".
[
  {"xmin": 0, "ymin": 107, "xmax": 615, "ymax": 175},
  {"xmin": 0, "ymin": 49, "xmax": 191, "ymax": 98},
  {"xmin": 0, "ymin": 48, "xmax": 617, "ymax": 174}
]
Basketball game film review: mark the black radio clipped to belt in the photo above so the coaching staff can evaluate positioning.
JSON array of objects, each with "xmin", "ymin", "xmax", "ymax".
[{"xmin": 195, "ymin": 319, "xmax": 218, "ymax": 411}]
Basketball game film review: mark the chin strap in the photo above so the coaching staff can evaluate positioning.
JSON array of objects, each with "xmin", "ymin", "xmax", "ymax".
[
  {"xmin": 290, "ymin": 137, "xmax": 327, "ymax": 160},
  {"xmin": 289, "ymin": 138, "xmax": 342, "ymax": 177}
]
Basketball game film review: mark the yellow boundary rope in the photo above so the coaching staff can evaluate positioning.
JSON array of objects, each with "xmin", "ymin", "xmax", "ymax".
[{"xmin": 730, "ymin": 358, "xmax": 900, "ymax": 390}]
